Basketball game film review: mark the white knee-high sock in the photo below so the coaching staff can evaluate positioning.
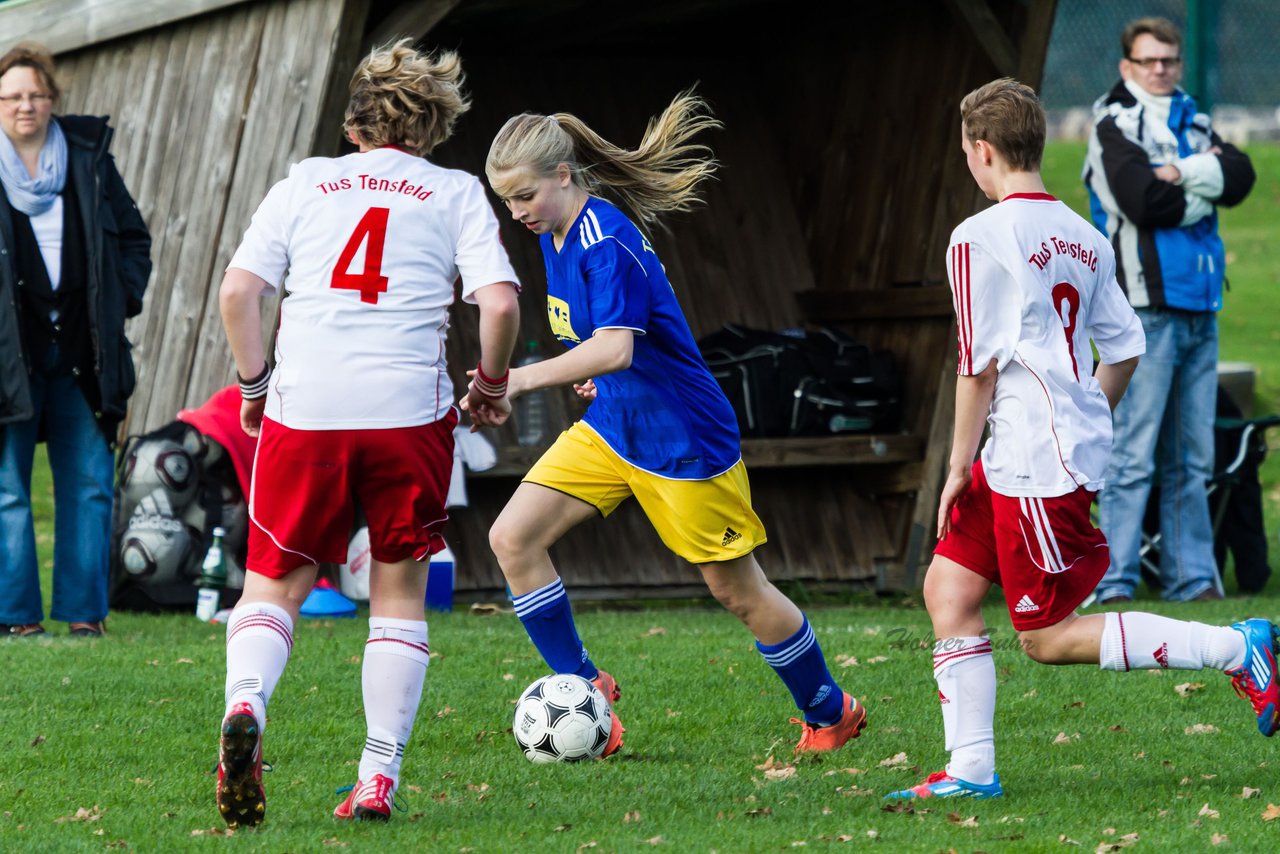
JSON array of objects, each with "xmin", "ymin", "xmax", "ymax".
[
  {"xmin": 224, "ymin": 603, "xmax": 295, "ymax": 730},
  {"xmin": 1099, "ymin": 612, "xmax": 1246, "ymax": 672},
  {"xmin": 934, "ymin": 636, "xmax": 996, "ymax": 785},
  {"xmin": 359, "ymin": 617, "xmax": 430, "ymax": 787}
]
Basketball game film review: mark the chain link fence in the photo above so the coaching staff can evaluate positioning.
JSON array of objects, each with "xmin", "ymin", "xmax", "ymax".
[{"xmin": 1042, "ymin": 0, "xmax": 1279, "ymax": 139}]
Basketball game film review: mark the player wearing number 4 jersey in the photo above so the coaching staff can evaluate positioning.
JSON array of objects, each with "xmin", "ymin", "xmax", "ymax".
[
  {"xmin": 886, "ymin": 79, "xmax": 1279, "ymax": 802},
  {"xmin": 214, "ymin": 42, "xmax": 520, "ymax": 827}
]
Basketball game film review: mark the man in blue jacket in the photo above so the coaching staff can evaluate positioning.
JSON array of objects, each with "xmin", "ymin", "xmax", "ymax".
[{"xmin": 1084, "ymin": 17, "xmax": 1255, "ymax": 603}]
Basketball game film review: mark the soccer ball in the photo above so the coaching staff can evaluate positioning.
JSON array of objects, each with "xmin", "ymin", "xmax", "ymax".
[
  {"xmin": 120, "ymin": 438, "xmax": 198, "ymax": 513},
  {"xmin": 119, "ymin": 516, "xmax": 197, "ymax": 582},
  {"xmin": 512, "ymin": 674, "xmax": 613, "ymax": 763}
]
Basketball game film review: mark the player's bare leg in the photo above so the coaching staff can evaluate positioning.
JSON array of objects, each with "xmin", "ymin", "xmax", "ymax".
[
  {"xmin": 335, "ymin": 557, "xmax": 431, "ymax": 821},
  {"xmin": 489, "ymin": 482, "xmax": 597, "ymax": 596},
  {"xmin": 490, "ymin": 483, "xmax": 624, "ymax": 754},
  {"xmin": 701, "ymin": 553, "xmax": 866, "ymax": 751},
  {"xmin": 700, "ymin": 553, "xmax": 801, "ymax": 644},
  {"xmin": 219, "ymin": 564, "xmax": 318, "ymax": 827}
]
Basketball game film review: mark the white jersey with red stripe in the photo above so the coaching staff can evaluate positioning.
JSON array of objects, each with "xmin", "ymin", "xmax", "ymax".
[
  {"xmin": 947, "ymin": 192, "xmax": 1144, "ymax": 497},
  {"xmin": 228, "ymin": 147, "xmax": 519, "ymax": 430}
]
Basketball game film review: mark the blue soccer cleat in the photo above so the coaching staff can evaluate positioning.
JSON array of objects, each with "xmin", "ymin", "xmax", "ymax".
[
  {"xmin": 1227, "ymin": 618, "xmax": 1280, "ymax": 737},
  {"xmin": 885, "ymin": 771, "xmax": 1003, "ymax": 800}
]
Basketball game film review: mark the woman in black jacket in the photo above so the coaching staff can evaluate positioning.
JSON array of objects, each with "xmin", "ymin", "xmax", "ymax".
[{"xmin": 0, "ymin": 44, "xmax": 151, "ymax": 637}]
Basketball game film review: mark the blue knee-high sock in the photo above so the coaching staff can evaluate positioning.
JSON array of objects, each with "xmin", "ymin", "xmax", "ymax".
[
  {"xmin": 756, "ymin": 615, "xmax": 845, "ymax": 725},
  {"xmin": 512, "ymin": 578, "xmax": 596, "ymax": 679}
]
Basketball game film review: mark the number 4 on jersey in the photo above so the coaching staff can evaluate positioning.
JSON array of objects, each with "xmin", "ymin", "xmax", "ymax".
[{"xmin": 331, "ymin": 207, "xmax": 390, "ymax": 303}]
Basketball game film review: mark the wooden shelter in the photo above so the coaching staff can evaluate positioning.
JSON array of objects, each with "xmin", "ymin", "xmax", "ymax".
[{"xmin": 2, "ymin": 0, "xmax": 1058, "ymax": 598}]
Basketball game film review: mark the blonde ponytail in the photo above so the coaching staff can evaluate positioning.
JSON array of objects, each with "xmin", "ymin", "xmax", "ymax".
[{"xmin": 486, "ymin": 90, "xmax": 721, "ymax": 229}]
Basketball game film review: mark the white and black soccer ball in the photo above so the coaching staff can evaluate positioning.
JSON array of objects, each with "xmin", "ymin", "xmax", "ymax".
[
  {"xmin": 120, "ymin": 438, "xmax": 198, "ymax": 513},
  {"xmin": 512, "ymin": 674, "xmax": 612, "ymax": 764},
  {"xmin": 119, "ymin": 515, "xmax": 196, "ymax": 582}
]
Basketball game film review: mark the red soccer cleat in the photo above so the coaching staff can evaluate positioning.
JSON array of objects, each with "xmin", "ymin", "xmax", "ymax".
[
  {"xmin": 591, "ymin": 669, "xmax": 626, "ymax": 758},
  {"xmin": 333, "ymin": 773, "xmax": 396, "ymax": 821},
  {"xmin": 792, "ymin": 692, "xmax": 868, "ymax": 754},
  {"xmin": 216, "ymin": 702, "xmax": 265, "ymax": 828}
]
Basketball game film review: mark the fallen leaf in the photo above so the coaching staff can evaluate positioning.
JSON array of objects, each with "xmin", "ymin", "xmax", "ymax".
[
  {"xmin": 576, "ymin": 842, "xmax": 597, "ymax": 852},
  {"xmin": 1198, "ymin": 804, "xmax": 1220, "ymax": 820},
  {"xmin": 789, "ymin": 842, "xmax": 806, "ymax": 848},
  {"xmin": 1185, "ymin": 724, "xmax": 1220, "ymax": 735},
  {"xmin": 878, "ymin": 752, "xmax": 911, "ymax": 769},
  {"xmin": 1174, "ymin": 682, "xmax": 1205, "ymax": 697},
  {"xmin": 189, "ymin": 828, "xmax": 232, "ymax": 837},
  {"xmin": 175, "ymin": 658, "xmax": 194, "ymax": 664},
  {"xmin": 1053, "ymin": 732, "xmax": 1079, "ymax": 745},
  {"xmin": 436, "ymin": 706, "xmax": 455, "ymax": 718},
  {"xmin": 624, "ymin": 811, "xmax": 640, "ymax": 823},
  {"xmin": 764, "ymin": 767, "xmax": 797, "ymax": 781},
  {"xmin": 553, "ymin": 824, "xmax": 571, "ymax": 832},
  {"xmin": 946, "ymin": 813, "xmax": 979, "ymax": 827},
  {"xmin": 745, "ymin": 807, "xmax": 773, "ymax": 817},
  {"xmin": 643, "ymin": 626, "xmax": 666, "ymax": 636},
  {"xmin": 467, "ymin": 783, "xmax": 490, "ymax": 793},
  {"xmin": 645, "ymin": 837, "xmax": 663, "ymax": 845},
  {"xmin": 823, "ymin": 767, "xmax": 864, "ymax": 777},
  {"xmin": 1059, "ymin": 834, "xmax": 1080, "ymax": 845},
  {"xmin": 821, "ymin": 806, "xmax": 832, "ymax": 815},
  {"xmin": 836, "ymin": 835, "xmax": 854, "ymax": 842},
  {"xmin": 469, "ymin": 602, "xmax": 512, "ymax": 615},
  {"xmin": 1211, "ymin": 833, "xmax": 1229, "ymax": 845},
  {"xmin": 1263, "ymin": 803, "xmax": 1280, "ymax": 821},
  {"xmin": 1024, "ymin": 689, "xmax": 1039, "ymax": 698},
  {"xmin": 867, "ymin": 656, "xmax": 888, "ymax": 664},
  {"xmin": 881, "ymin": 803, "xmax": 914, "ymax": 814},
  {"xmin": 866, "ymin": 830, "xmax": 879, "ymax": 839},
  {"xmin": 1103, "ymin": 828, "xmax": 1116, "ymax": 835},
  {"xmin": 502, "ymin": 673, "xmax": 514, "ymax": 681},
  {"xmin": 666, "ymin": 708, "xmax": 681, "ymax": 718},
  {"xmin": 835, "ymin": 654, "xmax": 860, "ymax": 668},
  {"xmin": 1241, "ymin": 787, "xmax": 1260, "ymax": 799},
  {"xmin": 1109, "ymin": 725, "xmax": 1126, "ymax": 732},
  {"xmin": 54, "ymin": 806, "xmax": 103, "ymax": 824},
  {"xmin": 1201, "ymin": 774, "xmax": 1218, "ymax": 780},
  {"xmin": 323, "ymin": 838, "xmax": 347, "ymax": 848},
  {"xmin": 30, "ymin": 735, "xmax": 45, "ymax": 747}
]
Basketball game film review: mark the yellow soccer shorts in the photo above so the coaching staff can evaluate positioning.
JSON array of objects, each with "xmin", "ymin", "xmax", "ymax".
[{"xmin": 523, "ymin": 422, "xmax": 767, "ymax": 564}]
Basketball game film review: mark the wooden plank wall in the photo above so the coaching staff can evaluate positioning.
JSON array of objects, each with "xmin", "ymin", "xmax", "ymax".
[{"xmin": 49, "ymin": 0, "xmax": 370, "ymax": 433}]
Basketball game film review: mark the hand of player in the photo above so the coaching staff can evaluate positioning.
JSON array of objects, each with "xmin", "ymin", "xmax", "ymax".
[
  {"xmin": 572, "ymin": 378, "xmax": 597, "ymax": 402},
  {"xmin": 240, "ymin": 397, "xmax": 265, "ymax": 438},
  {"xmin": 936, "ymin": 466, "xmax": 972, "ymax": 540},
  {"xmin": 1152, "ymin": 164, "xmax": 1181, "ymax": 183},
  {"xmin": 460, "ymin": 371, "xmax": 512, "ymax": 432}
]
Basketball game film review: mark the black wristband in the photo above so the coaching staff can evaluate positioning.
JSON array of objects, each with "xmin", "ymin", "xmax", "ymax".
[{"xmin": 238, "ymin": 363, "xmax": 270, "ymax": 401}]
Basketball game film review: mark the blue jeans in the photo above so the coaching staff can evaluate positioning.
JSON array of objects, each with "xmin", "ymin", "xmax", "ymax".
[
  {"xmin": 0, "ymin": 346, "xmax": 114, "ymax": 625},
  {"xmin": 1096, "ymin": 308, "xmax": 1220, "ymax": 602}
]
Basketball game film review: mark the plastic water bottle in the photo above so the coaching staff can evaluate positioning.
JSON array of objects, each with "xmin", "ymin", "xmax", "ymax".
[
  {"xmin": 195, "ymin": 526, "xmax": 228, "ymax": 622},
  {"xmin": 516, "ymin": 340, "xmax": 549, "ymax": 447}
]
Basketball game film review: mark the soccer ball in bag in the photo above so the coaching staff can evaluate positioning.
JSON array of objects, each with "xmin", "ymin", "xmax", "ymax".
[{"xmin": 513, "ymin": 674, "xmax": 613, "ymax": 763}]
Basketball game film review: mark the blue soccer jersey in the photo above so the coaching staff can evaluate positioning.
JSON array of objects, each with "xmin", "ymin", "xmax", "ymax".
[{"xmin": 539, "ymin": 197, "xmax": 740, "ymax": 479}]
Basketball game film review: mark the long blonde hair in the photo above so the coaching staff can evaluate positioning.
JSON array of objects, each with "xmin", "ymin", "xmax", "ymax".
[
  {"xmin": 343, "ymin": 39, "xmax": 470, "ymax": 156},
  {"xmin": 485, "ymin": 90, "xmax": 721, "ymax": 229}
]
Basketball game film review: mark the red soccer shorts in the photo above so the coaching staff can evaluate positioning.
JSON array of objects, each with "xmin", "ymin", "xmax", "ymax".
[
  {"xmin": 247, "ymin": 411, "xmax": 457, "ymax": 578},
  {"xmin": 934, "ymin": 461, "xmax": 1109, "ymax": 630}
]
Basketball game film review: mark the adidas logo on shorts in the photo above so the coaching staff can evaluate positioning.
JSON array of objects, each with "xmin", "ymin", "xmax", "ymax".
[
  {"xmin": 721, "ymin": 527, "xmax": 742, "ymax": 547},
  {"xmin": 1014, "ymin": 594, "xmax": 1039, "ymax": 613},
  {"xmin": 1153, "ymin": 643, "xmax": 1170, "ymax": 668}
]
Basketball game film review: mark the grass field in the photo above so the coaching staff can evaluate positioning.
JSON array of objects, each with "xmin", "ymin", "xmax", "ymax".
[{"xmin": 4, "ymin": 142, "xmax": 1279, "ymax": 852}]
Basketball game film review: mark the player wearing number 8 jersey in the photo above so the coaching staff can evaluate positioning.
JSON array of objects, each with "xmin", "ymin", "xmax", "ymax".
[
  {"xmin": 213, "ymin": 42, "xmax": 520, "ymax": 826},
  {"xmin": 887, "ymin": 79, "xmax": 1280, "ymax": 802}
]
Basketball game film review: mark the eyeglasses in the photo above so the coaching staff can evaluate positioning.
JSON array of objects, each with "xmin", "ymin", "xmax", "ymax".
[
  {"xmin": 0, "ymin": 93, "xmax": 53, "ymax": 107},
  {"xmin": 1126, "ymin": 56, "xmax": 1182, "ymax": 69}
]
